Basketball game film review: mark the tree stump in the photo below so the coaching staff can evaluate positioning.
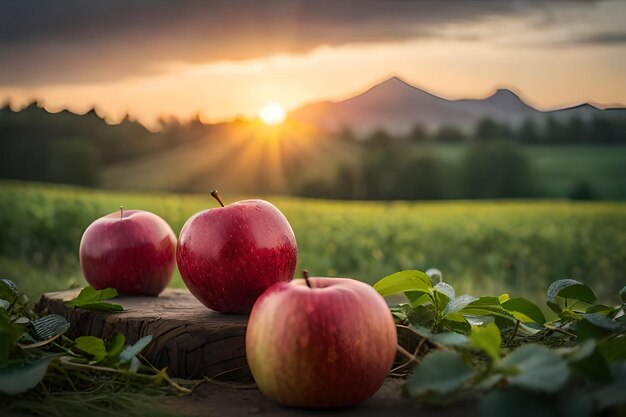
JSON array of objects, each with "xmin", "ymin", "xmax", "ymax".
[{"xmin": 35, "ymin": 288, "xmax": 250, "ymax": 381}]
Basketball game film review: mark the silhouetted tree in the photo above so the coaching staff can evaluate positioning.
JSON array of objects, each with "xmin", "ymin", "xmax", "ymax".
[
  {"xmin": 460, "ymin": 141, "xmax": 532, "ymax": 198},
  {"xmin": 569, "ymin": 181, "xmax": 596, "ymax": 200},
  {"xmin": 545, "ymin": 116, "xmax": 569, "ymax": 144},
  {"xmin": 589, "ymin": 116, "xmax": 617, "ymax": 143},
  {"xmin": 407, "ymin": 123, "xmax": 429, "ymax": 142},
  {"xmin": 365, "ymin": 128, "xmax": 393, "ymax": 147},
  {"xmin": 334, "ymin": 126, "xmax": 357, "ymax": 144},
  {"xmin": 516, "ymin": 118, "xmax": 540, "ymax": 143},
  {"xmin": 474, "ymin": 117, "xmax": 512, "ymax": 141},
  {"xmin": 564, "ymin": 116, "xmax": 587, "ymax": 143},
  {"xmin": 435, "ymin": 125, "xmax": 465, "ymax": 143},
  {"xmin": 48, "ymin": 139, "xmax": 99, "ymax": 186}
]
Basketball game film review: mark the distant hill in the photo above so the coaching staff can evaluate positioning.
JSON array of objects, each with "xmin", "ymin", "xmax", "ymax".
[
  {"xmin": 290, "ymin": 76, "xmax": 622, "ymax": 134},
  {"xmin": 1, "ymin": 80, "xmax": 625, "ymax": 196},
  {"xmin": 0, "ymin": 103, "xmax": 356, "ymax": 194}
]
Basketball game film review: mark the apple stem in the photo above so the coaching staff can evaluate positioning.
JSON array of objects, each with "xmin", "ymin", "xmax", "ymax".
[
  {"xmin": 210, "ymin": 190, "xmax": 225, "ymax": 207},
  {"xmin": 120, "ymin": 205, "xmax": 124, "ymax": 219},
  {"xmin": 302, "ymin": 269, "xmax": 311, "ymax": 288}
]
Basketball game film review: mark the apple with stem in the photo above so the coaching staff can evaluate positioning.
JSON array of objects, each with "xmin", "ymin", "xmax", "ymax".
[
  {"xmin": 246, "ymin": 271, "xmax": 397, "ymax": 407},
  {"xmin": 79, "ymin": 207, "xmax": 177, "ymax": 296},
  {"xmin": 176, "ymin": 190, "xmax": 297, "ymax": 313}
]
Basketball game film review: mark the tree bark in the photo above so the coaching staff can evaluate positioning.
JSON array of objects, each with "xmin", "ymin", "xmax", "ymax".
[{"xmin": 36, "ymin": 288, "xmax": 250, "ymax": 381}]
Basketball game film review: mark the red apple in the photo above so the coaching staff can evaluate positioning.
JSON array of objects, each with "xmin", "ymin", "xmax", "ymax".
[
  {"xmin": 176, "ymin": 191, "xmax": 297, "ymax": 313},
  {"xmin": 246, "ymin": 274, "xmax": 397, "ymax": 408},
  {"xmin": 79, "ymin": 208, "xmax": 176, "ymax": 296}
]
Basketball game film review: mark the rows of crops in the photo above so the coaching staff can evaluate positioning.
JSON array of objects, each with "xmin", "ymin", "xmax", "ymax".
[{"xmin": 1, "ymin": 180, "xmax": 625, "ymax": 303}]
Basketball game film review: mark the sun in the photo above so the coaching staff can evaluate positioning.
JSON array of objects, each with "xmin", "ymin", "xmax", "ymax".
[{"xmin": 259, "ymin": 102, "xmax": 286, "ymax": 126}]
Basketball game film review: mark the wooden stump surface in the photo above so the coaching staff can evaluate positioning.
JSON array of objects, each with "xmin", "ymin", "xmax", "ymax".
[{"xmin": 36, "ymin": 288, "xmax": 250, "ymax": 381}]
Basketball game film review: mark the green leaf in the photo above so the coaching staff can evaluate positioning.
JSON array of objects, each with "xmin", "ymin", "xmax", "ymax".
[
  {"xmin": 443, "ymin": 295, "xmax": 478, "ymax": 317},
  {"xmin": 620, "ymin": 286, "xmax": 626, "ymax": 304},
  {"xmin": 408, "ymin": 324, "xmax": 434, "ymax": 339},
  {"xmin": 405, "ymin": 292, "xmax": 429, "ymax": 308},
  {"xmin": 469, "ymin": 323, "xmax": 501, "ymax": 362},
  {"xmin": 598, "ymin": 336, "xmax": 626, "ymax": 364},
  {"xmin": 567, "ymin": 339, "xmax": 612, "ymax": 383},
  {"xmin": 30, "ymin": 314, "xmax": 70, "ymax": 341},
  {"xmin": 75, "ymin": 336, "xmax": 107, "ymax": 361},
  {"xmin": 576, "ymin": 313, "xmax": 626, "ymax": 342},
  {"xmin": 408, "ymin": 304, "xmax": 436, "ymax": 328},
  {"xmin": 66, "ymin": 286, "xmax": 117, "ymax": 304},
  {"xmin": 442, "ymin": 316, "xmax": 472, "ymax": 335},
  {"xmin": 431, "ymin": 332, "xmax": 470, "ymax": 347},
  {"xmin": 0, "ymin": 356, "xmax": 54, "ymax": 395},
  {"xmin": 470, "ymin": 296, "xmax": 501, "ymax": 306},
  {"xmin": 107, "ymin": 333, "xmax": 126, "ymax": 360},
  {"xmin": 373, "ymin": 270, "xmax": 432, "ymax": 297},
  {"xmin": 502, "ymin": 297, "xmax": 546, "ymax": 325},
  {"xmin": 120, "ymin": 335, "xmax": 152, "ymax": 363},
  {"xmin": 425, "ymin": 268, "xmax": 442, "ymax": 284},
  {"xmin": 432, "ymin": 282, "xmax": 454, "ymax": 315},
  {"xmin": 547, "ymin": 279, "xmax": 596, "ymax": 314},
  {"xmin": 64, "ymin": 286, "xmax": 123, "ymax": 312},
  {"xmin": 581, "ymin": 313, "xmax": 626, "ymax": 332},
  {"xmin": 585, "ymin": 304, "xmax": 613, "ymax": 314},
  {"xmin": 434, "ymin": 282, "xmax": 455, "ymax": 300},
  {"xmin": 0, "ymin": 279, "xmax": 18, "ymax": 304},
  {"xmin": 82, "ymin": 302, "xmax": 124, "ymax": 312},
  {"xmin": 406, "ymin": 351, "xmax": 474, "ymax": 397},
  {"xmin": 0, "ymin": 328, "xmax": 15, "ymax": 364},
  {"xmin": 498, "ymin": 344, "xmax": 569, "ymax": 393},
  {"xmin": 576, "ymin": 319, "xmax": 611, "ymax": 342},
  {"xmin": 0, "ymin": 313, "xmax": 23, "ymax": 363},
  {"xmin": 460, "ymin": 298, "xmax": 514, "ymax": 322},
  {"xmin": 390, "ymin": 304, "xmax": 411, "ymax": 324}
]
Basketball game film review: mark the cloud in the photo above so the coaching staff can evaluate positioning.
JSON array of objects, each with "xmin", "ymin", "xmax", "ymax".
[
  {"xmin": 572, "ymin": 32, "xmax": 626, "ymax": 45},
  {"xmin": 0, "ymin": 0, "xmax": 616, "ymax": 86}
]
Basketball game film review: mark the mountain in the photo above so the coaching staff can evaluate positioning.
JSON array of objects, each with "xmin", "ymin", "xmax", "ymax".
[{"xmin": 290, "ymin": 76, "xmax": 620, "ymax": 134}]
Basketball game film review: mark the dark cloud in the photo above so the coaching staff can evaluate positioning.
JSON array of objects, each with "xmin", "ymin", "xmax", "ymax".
[
  {"xmin": 0, "ymin": 0, "xmax": 610, "ymax": 86},
  {"xmin": 572, "ymin": 32, "xmax": 626, "ymax": 45}
]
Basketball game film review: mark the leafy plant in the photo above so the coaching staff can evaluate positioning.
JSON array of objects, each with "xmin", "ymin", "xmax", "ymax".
[
  {"xmin": 0, "ymin": 279, "xmax": 190, "ymax": 416},
  {"xmin": 375, "ymin": 269, "xmax": 626, "ymax": 416},
  {"xmin": 63, "ymin": 286, "xmax": 123, "ymax": 312},
  {"xmin": 379, "ymin": 270, "xmax": 545, "ymax": 337}
]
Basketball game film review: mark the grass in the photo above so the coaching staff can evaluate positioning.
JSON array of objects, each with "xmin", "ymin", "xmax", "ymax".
[
  {"xmin": 527, "ymin": 145, "xmax": 626, "ymax": 199},
  {"xmin": 410, "ymin": 143, "xmax": 626, "ymax": 199},
  {"xmin": 1, "ymin": 180, "xmax": 625, "ymax": 304}
]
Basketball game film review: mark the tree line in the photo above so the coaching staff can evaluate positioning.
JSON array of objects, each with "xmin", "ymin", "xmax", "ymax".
[
  {"xmin": 1, "ymin": 103, "xmax": 624, "ymax": 197},
  {"xmin": 336, "ymin": 114, "xmax": 626, "ymax": 145},
  {"xmin": 296, "ymin": 139, "xmax": 540, "ymax": 200}
]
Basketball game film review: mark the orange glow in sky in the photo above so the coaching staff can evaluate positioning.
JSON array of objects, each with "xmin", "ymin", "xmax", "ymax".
[
  {"xmin": 259, "ymin": 102, "xmax": 286, "ymax": 126},
  {"xmin": 1, "ymin": 1, "xmax": 625, "ymax": 129}
]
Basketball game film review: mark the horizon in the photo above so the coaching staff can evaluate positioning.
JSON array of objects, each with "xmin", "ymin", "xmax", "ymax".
[
  {"xmin": 4, "ymin": 75, "xmax": 625, "ymax": 132},
  {"xmin": 1, "ymin": 1, "xmax": 625, "ymax": 129}
]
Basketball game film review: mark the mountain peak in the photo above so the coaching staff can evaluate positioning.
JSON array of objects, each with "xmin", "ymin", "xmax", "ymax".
[
  {"xmin": 376, "ymin": 76, "xmax": 415, "ymax": 90},
  {"xmin": 489, "ymin": 88, "xmax": 522, "ymax": 101},
  {"xmin": 382, "ymin": 75, "xmax": 408, "ymax": 84},
  {"xmin": 291, "ymin": 77, "xmax": 615, "ymax": 135}
]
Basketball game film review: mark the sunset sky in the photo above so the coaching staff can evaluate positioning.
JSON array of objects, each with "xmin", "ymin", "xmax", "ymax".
[{"xmin": 1, "ymin": 0, "xmax": 625, "ymax": 129}]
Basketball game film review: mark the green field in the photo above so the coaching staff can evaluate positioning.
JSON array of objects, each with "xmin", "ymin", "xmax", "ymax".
[
  {"xmin": 1, "ymin": 181, "xmax": 625, "ymax": 304},
  {"xmin": 100, "ymin": 138, "xmax": 626, "ymax": 200},
  {"xmin": 408, "ymin": 144, "xmax": 626, "ymax": 199}
]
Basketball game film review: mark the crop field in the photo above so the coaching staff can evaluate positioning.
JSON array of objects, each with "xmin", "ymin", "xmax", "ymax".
[
  {"xmin": 407, "ymin": 144, "xmax": 626, "ymax": 199},
  {"xmin": 1, "ymin": 180, "xmax": 625, "ymax": 304}
]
